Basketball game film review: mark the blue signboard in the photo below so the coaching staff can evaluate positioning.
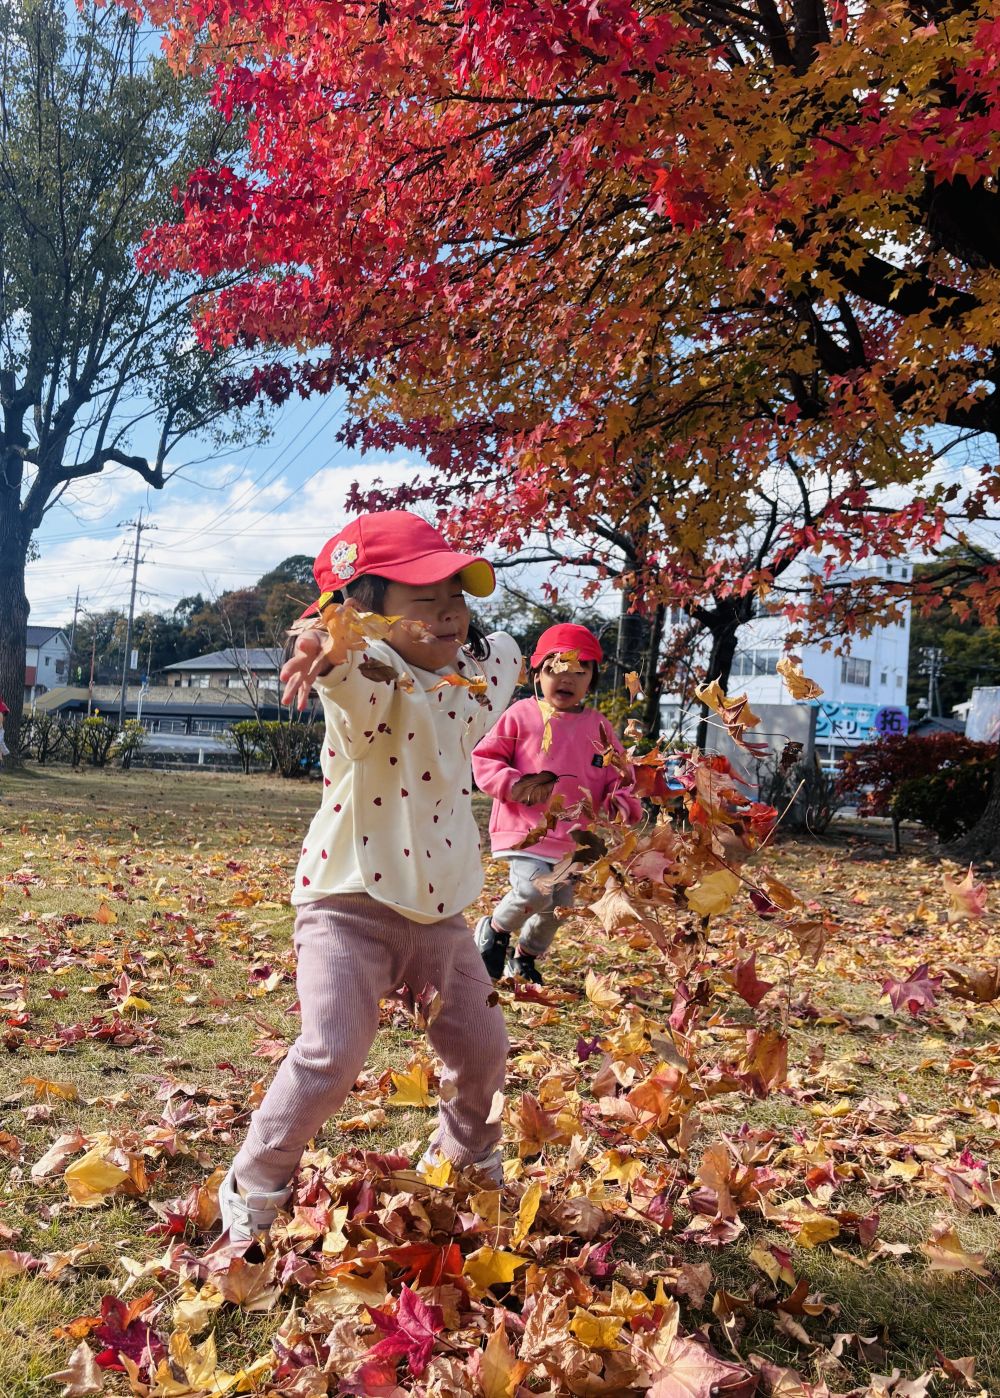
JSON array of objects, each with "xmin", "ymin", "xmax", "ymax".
[{"xmin": 814, "ymin": 702, "xmax": 908, "ymax": 743}]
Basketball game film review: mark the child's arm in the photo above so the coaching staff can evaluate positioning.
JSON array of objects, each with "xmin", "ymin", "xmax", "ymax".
[{"xmin": 472, "ymin": 712, "xmax": 527, "ymax": 802}]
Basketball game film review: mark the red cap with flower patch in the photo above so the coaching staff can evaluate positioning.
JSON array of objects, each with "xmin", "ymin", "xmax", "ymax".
[
  {"xmin": 530, "ymin": 623, "xmax": 603, "ymax": 668},
  {"xmin": 306, "ymin": 510, "xmax": 495, "ymax": 614}
]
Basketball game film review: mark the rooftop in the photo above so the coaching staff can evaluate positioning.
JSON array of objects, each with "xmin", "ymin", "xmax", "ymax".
[
  {"xmin": 163, "ymin": 647, "xmax": 282, "ymax": 673},
  {"xmin": 26, "ymin": 625, "xmax": 67, "ymax": 647}
]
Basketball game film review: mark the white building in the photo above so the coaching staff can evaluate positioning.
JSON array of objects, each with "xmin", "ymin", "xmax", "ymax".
[
  {"xmin": 25, "ymin": 625, "xmax": 71, "ymax": 706},
  {"xmin": 660, "ymin": 558, "xmax": 913, "ymax": 762},
  {"xmin": 728, "ymin": 559, "xmax": 912, "ymax": 759}
]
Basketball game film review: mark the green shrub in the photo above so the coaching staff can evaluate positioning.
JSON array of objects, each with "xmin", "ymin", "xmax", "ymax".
[
  {"xmin": 259, "ymin": 719, "xmax": 324, "ymax": 778},
  {"xmin": 226, "ymin": 719, "xmax": 267, "ymax": 774},
  {"xmin": 891, "ymin": 760, "xmax": 994, "ymax": 842},
  {"xmin": 80, "ymin": 715, "xmax": 117, "ymax": 767},
  {"xmin": 113, "ymin": 719, "xmax": 146, "ymax": 770}
]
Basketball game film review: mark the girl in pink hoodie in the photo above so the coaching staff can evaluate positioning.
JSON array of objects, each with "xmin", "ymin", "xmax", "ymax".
[{"xmin": 471, "ymin": 624, "xmax": 642, "ymax": 983}]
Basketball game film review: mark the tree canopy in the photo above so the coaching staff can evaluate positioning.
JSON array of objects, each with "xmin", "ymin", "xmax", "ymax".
[{"xmin": 138, "ymin": 0, "xmax": 1000, "ymax": 630}]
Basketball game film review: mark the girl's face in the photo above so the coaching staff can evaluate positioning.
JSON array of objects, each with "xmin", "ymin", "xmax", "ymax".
[
  {"xmin": 383, "ymin": 575, "xmax": 470, "ymax": 672},
  {"xmin": 537, "ymin": 654, "xmax": 594, "ymax": 710}
]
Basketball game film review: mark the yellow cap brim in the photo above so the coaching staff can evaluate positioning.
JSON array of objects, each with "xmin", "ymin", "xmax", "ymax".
[{"xmin": 458, "ymin": 559, "xmax": 495, "ymax": 597}]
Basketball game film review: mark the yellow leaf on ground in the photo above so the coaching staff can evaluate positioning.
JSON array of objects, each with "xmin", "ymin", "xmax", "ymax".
[
  {"xmin": 24, "ymin": 1076, "xmax": 78, "ymax": 1102},
  {"xmin": 386, "ymin": 1062, "xmax": 435, "ymax": 1108},
  {"xmin": 95, "ymin": 902, "xmax": 117, "ymax": 925},
  {"xmin": 584, "ymin": 969, "xmax": 623, "ymax": 1011},
  {"xmin": 463, "ymin": 1246, "xmax": 527, "ymax": 1292},
  {"xmin": 920, "ymin": 1226, "xmax": 990, "ymax": 1276},
  {"xmin": 512, "ymin": 1180, "xmax": 542, "ymax": 1246},
  {"xmin": 570, "ymin": 1308, "xmax": 624, "ymax": 1350},
  {"xmin": 119, "ymin": 994, "xmax": 154, "ymax": 1014},
  {"xmin": 478, "ymin": 1317, "xmax": 530, "ymax": 1398},
  {"xmin": 795, "ymin": 1216, "xmax": 840, "ymax": 1248},
  {"xmin": 64, "ymin": 1149, "xmax": 129, "ymax": 1207},
  {"xmin": 421, "ymin": 1155, "xmax": 453, "ymax": 1187}
]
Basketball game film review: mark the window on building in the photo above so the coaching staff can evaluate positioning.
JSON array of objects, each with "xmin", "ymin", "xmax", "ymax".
[
  {"xmin": 840, "ymin": 657, "xmax": 871, "ymax": 686},
  {"xmin": 731, "ymin": 649, "xmax": 779, "ymax": 678},
  {"xmin": 880, "ymin": 670, "xmax": 888, "ymax": 686},
  {"xmin": 191, "ymin": 718, "xmax": 225, "ymax": 734},
  {"xmin": 55, "ymin": 659, "xmax": 65, "ymax": 675}
]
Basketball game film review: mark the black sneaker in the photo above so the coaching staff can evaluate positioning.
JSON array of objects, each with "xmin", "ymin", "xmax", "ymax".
[
  {"xmin": 475, "ymin": 915, "xmax": 510, "ymax": 980},
  {"xmin": 505, "ymin": 950, "xmax": 543, "ymax": 984}
]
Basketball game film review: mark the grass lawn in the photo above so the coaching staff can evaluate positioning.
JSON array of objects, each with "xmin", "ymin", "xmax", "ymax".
[{"xmin": 1, "ymin": 764, "xmax": 998, "ymax": 1397}]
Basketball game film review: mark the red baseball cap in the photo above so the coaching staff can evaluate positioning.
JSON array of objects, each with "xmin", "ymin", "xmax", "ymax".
[
  {"xmin": 530, "ymin": 623, "xmax": 603, "ymax": 668},
  {"xmin": 310, "ymin": 510, "xmax": 495, "ymax": 612}
]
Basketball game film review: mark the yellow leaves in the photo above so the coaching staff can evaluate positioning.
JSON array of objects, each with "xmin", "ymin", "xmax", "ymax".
[
  {"xmin": 478, "ymin": 1317, "xmax": 530, "ymax": 1398},
  {"xmin": 776, "ymin": 655, "xmax": 823, "ymax": 700},
  {"xmin": 119, "ymin": 994, "xmax": 155, "ymax": 1015},
  {"xmin": 694, "ymin": 679, "xmax": 769, "ymax": 757},
  {"xmin": 920, "ymin": 1224, "xmax": 990, "ymax": 1277},
  {"xmin": 122, "ymin": 1329, "xmax": 272, "ymax": 1396},
  {"xmin": 95, "ymin": 902, "xmax": 117, "ymax": 926},
  {"xmin": 584, "ymin": 969, "xmax": 623, "ymax": 1011},
  {"xmin": 463, "ymin": 1246, "xmax": 527, "ymax": 1292},
  {"xmin": 749, "ymin": 1244, "xmax": 797, "ymax": 1287},
  {"xmin": 24, "ymin": 1076, "xmax": 79, "ymax": 1102},
  {"xmin": 795, "ymin": 1215, "xmax": 841, "ymax": 1249},
  {"xmin": 624, "ymin": 670, "xmax": 644, "ymax": 702},
  {"xmin": 569, "ymin": 1309, "xmax": 624, "ymax": 1350},
  {"xmin": 64, "ymin": 1149, "xmax": 130, "ymax": 1207},
  {"xmin": 420, "ymin": 1154, "xmax": 453, "ymax": 1188},
  {"xmin": 685, "ymin": 868, "xmax": 741, "ymax": 918},
  {"xmin": 512, "ymin": 1180, "xmax": 542, "ymax": 1246},
  {"xmin": 63, "ymin": 1138, "xmax": 148, "ymax": 1207},
  {"xmin": 317, "ymin": 603, "xmax": 397, "ymax": 667},
  {"xmin": 537, "ymin": 698, "xmax": 557, "ymax": 753},
  {"xmin": 386, "ymin": 1060, "xmax": 435, "ymax": 1108}
]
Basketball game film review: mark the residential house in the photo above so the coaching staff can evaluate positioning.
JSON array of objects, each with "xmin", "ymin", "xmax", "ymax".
[
  {"xmin": 160, "ymin": 647, "xmax": 283, "ymax": 697},
  {"xmin": 25, "ymin": 625, "xmax": 72, "ymax": 706}
]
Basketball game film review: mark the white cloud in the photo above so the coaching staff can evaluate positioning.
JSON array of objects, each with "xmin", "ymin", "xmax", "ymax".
[{"xmin": 26, "ymin": 456, "xmax": 422, "ymax": 623}]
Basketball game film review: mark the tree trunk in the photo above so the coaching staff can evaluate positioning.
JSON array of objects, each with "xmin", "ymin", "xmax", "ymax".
[
  {"xmin": 694, "ymin": 612, "xmax": 741, "ymax": 753},
  {"xmin": 0, "ymin": 490, "xmax": 29, "ymax": 757},
  {"xmin": 947, "ymin": 742, "xmax": 1000, "ymax": 862},
  {"xmin": 611, "ymin": 586, "xmax": 649, "ymax": 692}
]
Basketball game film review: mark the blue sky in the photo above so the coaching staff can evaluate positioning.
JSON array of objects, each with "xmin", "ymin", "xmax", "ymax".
[{"xmin": 25, "ymin": 393, "xmax": 431, "ymax": 626}]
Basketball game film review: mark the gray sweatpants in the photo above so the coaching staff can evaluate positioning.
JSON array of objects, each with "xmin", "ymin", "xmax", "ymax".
[
  {"xmin": 491, "ymin": 855, "xmax": 575, "ymax": 958},
  {"xmin": 233, "ymin": 894, "xmax": 508, "ymax": 1194}
]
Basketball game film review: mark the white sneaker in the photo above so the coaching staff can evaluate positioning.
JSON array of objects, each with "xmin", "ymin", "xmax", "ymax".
[
  {"xmin": 218, "ymin": 1166, "xmax": 291, "ymax": 1243},
  {"xmin": 417, "ymin": 1145, "xmax": 504, "ymax": 1186}
]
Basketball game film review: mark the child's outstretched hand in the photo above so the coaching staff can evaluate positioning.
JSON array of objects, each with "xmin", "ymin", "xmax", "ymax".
[
  {"xmin": 281, "ymin": 631, "xmax": 333, "ymax": 711},
  {"xmin": 510, "ymin": 770, "xmax": 559, "ymax": 806}
]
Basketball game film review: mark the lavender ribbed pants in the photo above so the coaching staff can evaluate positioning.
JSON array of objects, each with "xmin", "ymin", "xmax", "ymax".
[{"xmin": 233, "ymin": 894, "xmax": 508, "ymax": 1195}]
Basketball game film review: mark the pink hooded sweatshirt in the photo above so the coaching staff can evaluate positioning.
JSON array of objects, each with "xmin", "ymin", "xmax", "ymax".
[{"xmin": 472, "ymin": 698, "xmax": 643, "ymax": 860}]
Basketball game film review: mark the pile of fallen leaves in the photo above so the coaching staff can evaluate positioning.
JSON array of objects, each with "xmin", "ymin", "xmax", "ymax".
[{"xmin": 1, "ymin": 680, "xmax": 998, "ymax": 1398}]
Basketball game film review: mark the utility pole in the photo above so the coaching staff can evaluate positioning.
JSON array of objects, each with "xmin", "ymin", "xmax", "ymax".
[
  {"xmin": 67, "ymin": 586, "xmax": 80, "ymax": 683},
  {"xmin": 117, "ymin": 513, "xmax": 152, "ymax": 729},
  {"xmin": 919, "ymin": 646, "xmax": 945, "ymax": 719},
  {"xmin": 88, "ymin": 628, "xmax": 97, "ymax": 716}
]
